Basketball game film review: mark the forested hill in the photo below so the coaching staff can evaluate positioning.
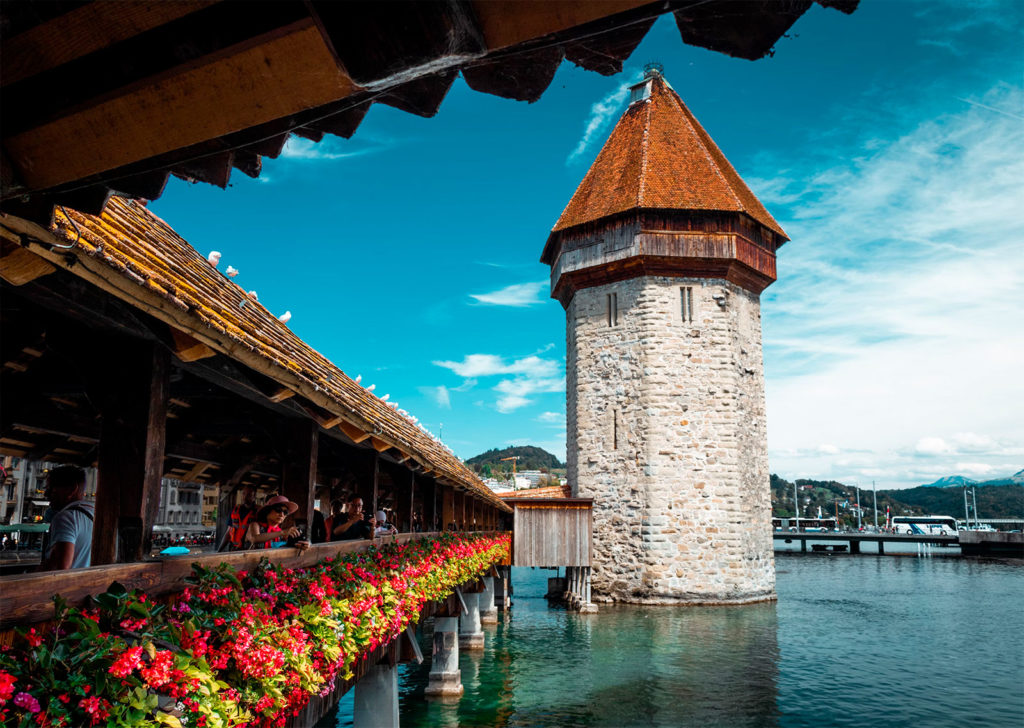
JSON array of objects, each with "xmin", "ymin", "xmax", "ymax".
[
  {"xmin": 466, "ymin": 446, "xmax": 563, "ymax": 472},
  {"xmin": 882, "ymin": 484, "xmax": 1024, "ymax": 519},
  {"xmin": 770, "ymin": 474, "xmax": 1024, "ymax": 520}
]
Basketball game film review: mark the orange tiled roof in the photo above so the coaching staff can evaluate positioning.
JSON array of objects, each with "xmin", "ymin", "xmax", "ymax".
[
  {"xmin": 502, "ymin": 483, "xmax": 572, "ymax": 500},
  {"xmin": 551, "ymin": 74, "xmax": 787, "ymax": 240},
  {"xmin": 45, "ymin": 198, "xmax": 509, "ymax": 512}
]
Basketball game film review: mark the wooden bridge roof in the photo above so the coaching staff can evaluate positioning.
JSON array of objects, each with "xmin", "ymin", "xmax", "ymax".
[
  {"xmin": 2, "ymin": 199, "xmax": 510, "ymax": 512},
  {"xmin": 0, "ymin": 0, "xmax": 856, "ymax": 225}
]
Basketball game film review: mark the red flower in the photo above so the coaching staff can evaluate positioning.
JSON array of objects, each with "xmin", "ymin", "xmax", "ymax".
[{"xmin": 108, "ymin": 646, "xmax": 144, "ymax": 677}]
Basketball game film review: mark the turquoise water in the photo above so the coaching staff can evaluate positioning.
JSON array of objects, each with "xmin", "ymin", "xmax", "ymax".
[{"xmin": 322, "ymin": 555, "xmax": 1024, "ymax": 727}]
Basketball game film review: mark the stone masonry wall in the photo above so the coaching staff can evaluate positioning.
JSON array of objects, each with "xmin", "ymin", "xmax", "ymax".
[{"xmin": 567, "ymin": 275, "xmax": 776, "ymax": 604}]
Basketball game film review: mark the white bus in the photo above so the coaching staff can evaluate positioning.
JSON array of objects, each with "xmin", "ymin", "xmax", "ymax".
[{"xmin": 891, "ymin": 515, "xmax": 958, "ymax": 536}]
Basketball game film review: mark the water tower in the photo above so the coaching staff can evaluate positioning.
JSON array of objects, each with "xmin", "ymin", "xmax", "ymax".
[{"xmin": 542, "ymin": 68, "xmax": 787, "ymax": 603}]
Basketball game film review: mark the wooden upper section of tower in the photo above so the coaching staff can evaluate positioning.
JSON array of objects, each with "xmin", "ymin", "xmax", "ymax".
[{"xmin": 543, "ymin": 70, "xmax": 789, "ymax": 302}]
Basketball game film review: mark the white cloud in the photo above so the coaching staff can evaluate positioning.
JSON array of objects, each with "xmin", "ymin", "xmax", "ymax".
[
  {"xmin": 418, "ymin": 385, "xmax": 451, "ymax": 409},
  {"xmin": 494, "ymin": 377, "xmax": 564, "ymax": 413},
  {"xmin": 280, "ymin": 136, "xmax": 380, "ymax": 161},
  {"xmin": 762, "ymin": 82, "xmax": 1024, "ymax": 488},
  {"xmin": 915, "ymin": 438, "xmax": 950, "ymax": 456},
  {"xmin": 469, "ymin": 281, "xmax": 547, "ymax": 307},
  {"xmin": 433, "ymin": 351, "xmax": 565, "ymax": 414},
  {"xmin": 537, "ymin": 411, "xmax": 563, "ymax": 423},
  {"xmin": 567, "ymin": 74, "xmax": 639, "ymax": 164},
  {"xmin": 434, "ymin": 353, "xmax": 558, "ymax": 379},
  {"xmin": 954, "ymin": 462, "xmax": 996, "ymax": 477}
]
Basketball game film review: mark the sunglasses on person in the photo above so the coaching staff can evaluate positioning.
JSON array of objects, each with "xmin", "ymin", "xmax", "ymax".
[{"xmin": 272, "ymin": 506, "xmax": 290, "ymax": 514}]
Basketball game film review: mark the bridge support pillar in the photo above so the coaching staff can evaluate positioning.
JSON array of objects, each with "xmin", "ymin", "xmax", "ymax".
[
  {"xmin": 458, "ymin": 593, "xmax": 485, "ymax": 651},
  {"xmin": 425, "ymin": 617, "xmax": 463, "ymax": 698},
  {"xmin": 353, "ymin": 662, "xmax": 399, "ymax": 728},
  {"xmin": 480, "ymin": 577, "xmax": 498, "ymax": 624},
  {"xmin": 850, "ymin": 540, "xmax": 861, "ymax": 555},
  {"xmin": 801, "ymin": 539, "xmax": 807, "ymax": 553},
  {"xmin": 877, "ymin": 540, "xmax": 884, "ymax": 555}
]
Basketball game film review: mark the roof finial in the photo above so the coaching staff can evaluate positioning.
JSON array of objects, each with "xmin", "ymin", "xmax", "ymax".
[{"xmin": 643, "ymin": 62, "xmax": 663, "ymax": 79}]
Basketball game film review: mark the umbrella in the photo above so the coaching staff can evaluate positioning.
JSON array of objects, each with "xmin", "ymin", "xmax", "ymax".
[{"xmin": 160, "ymin": 546, "xmax": 190, "ymax": 556}]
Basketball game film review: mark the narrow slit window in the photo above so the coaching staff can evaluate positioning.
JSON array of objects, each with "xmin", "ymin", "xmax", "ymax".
[
  {"xmin": 681, "ymin": 286, "xmax": 694, "ymax": 323},
  {"xmin": 607, "ymin": 292, "xmax": 618, "ymax": 327},
  {"xmin": 612, "ymin": 409, "xmax": 619, "ymax": 450}
]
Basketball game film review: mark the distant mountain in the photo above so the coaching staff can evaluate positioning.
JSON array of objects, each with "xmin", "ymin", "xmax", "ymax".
[
  {"xmin": 922, "ymin": 475, "xmax": 977, "ymax": 488},
  {"xmin": 466, "ymin": 445, "xmax": 563, "ymax": 472}
]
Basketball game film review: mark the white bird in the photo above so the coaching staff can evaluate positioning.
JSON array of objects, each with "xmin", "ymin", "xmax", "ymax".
[
  {"xmin": 355, "ymin": 374, "xmax": 362, "ymax": 384},
  {"xmin": 381, "ymin": 394, "xmax": 390, "ymax": 402},
  {"xmin": 247, "ymin": 290, "xmax": 258, "ymax": 300},
  {"xmin": 207, "ymin": 251, "xmax": 221, "ymax": 266},
  {"xmin": 277, "ymin": 311, "xmax": 292, "ymax": 323},
  {"xmin": 226, "ymin": 265, "xmax": 239, "ymax": 278},
  {"xmin": 367, "ymin": 384, "xmax": 376, "ymax": 392}
]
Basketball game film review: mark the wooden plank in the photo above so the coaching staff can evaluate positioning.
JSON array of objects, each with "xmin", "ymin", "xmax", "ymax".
[
  {"xmin": 0, "ymin": 1, "xmax": 218, "ymax": 87},
  {"xmin": 0, "ymin": 245, "xmax": 56, "ymax": 286},
  {"xmin": 169, "ymin": 327, "xmax": 216, "ymax": 362},
  {"xmin": 182, "ymin": 461, "xmax": 211, "ymax": 482},
  {"xmin": 0, "ymin": 532, "xmax": 441, "ymax": 629},
  {"xmin": 471, "ymin": 0, "xmax": 651, "ymax": 51},
  {"xmin": 338, "ymin": 420, "xmax": 371, "ymax": 444},
  {"xmin": 268, "ymin": 387, "xmax": 296, "ymax": 403},
  {"xmin": 282, "ymin": 419, "xmax": 318, "ymax": 529},
  {"xmin": 369, "ymin": 436, "xmax": 391, "ymax": 453},
  {"xmin": 93, "ymin": 340, "xmax": 169, "ymax": 564},
  {"xmin": 5, "ymin": 22, "xmax": 360, "ymax": 190}
]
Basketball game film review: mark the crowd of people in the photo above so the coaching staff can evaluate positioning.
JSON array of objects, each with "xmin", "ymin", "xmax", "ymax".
[{"xmin": 223, "ymin": 485, "xmax": 413, "ymax": 553}]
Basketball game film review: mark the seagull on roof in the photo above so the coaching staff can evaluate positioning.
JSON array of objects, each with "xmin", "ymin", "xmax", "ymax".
[
  {"xmin": 381, "ymin": 394, "xmax": 390, "ymax": 402},
  {"xmin": 247, "ymin": 291, "xmax": 258, "ymax": 300},
  {"xmin": 355, "ymin": 374, "xmax": 362, "ymax": 383},
  {"xmin": 226, "ymin": 265, "xmax": 239, "ymax": 277},
  {"xmin": 208, "ymin": 251, "xmax": 221, "ymax": 266},
  {"xmin": 278, "ymin": 311, "xmax": 292, "ymax": 323},
  {"xmin": 367, "ymin": 384, "xmax": 376, "ymax": 392}
]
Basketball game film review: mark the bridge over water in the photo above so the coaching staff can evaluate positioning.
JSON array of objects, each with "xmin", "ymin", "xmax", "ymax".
[{"xmin": 774, "ymin": 530, "xmax": 1024, "ymax": 557}]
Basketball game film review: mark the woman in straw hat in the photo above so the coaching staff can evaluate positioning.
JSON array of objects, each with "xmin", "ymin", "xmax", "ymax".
[{"xmin": 245, "ymin": 495, "xmax": 309, "ymax": 550}]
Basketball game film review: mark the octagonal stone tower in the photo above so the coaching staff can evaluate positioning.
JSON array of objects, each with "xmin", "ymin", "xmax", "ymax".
[{"xmin": 542, "ymin": 69, "xmax": 787, "ymax": 604}]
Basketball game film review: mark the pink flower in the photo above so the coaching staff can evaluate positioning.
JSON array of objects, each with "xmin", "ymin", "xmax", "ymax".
[{"xmin": 13, "ymin": 691, "xmax": 40, "ymax": 713}]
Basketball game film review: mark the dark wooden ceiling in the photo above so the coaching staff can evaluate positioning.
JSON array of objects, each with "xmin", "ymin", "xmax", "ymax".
[{"xmin": 0, "ymin": 0, "xmax": 857, "ymax": 225}]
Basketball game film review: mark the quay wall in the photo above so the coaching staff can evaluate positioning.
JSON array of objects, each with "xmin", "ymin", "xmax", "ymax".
[{"xmin": 567, "ymin": 275, "xmax": 776, "ymax": 603}]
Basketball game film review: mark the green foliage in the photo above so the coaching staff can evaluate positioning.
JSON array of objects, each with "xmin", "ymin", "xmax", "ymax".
[{"xmin": 466, "ymin": 445, "xmax": 564, "ymax": 472}]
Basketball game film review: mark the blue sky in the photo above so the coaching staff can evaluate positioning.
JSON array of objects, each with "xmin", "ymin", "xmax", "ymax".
[{"xmin": 151, "ymin": 0, "xmax": 1023, "ymax": 489}]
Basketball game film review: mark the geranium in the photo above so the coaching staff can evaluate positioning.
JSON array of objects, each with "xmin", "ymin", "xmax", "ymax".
[{"xmin": 0, "ymin": 533, "xmax": 510, "ymax": 728}]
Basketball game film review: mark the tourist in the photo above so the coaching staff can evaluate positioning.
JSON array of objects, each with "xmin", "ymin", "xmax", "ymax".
[
  {"xmin": 324, "ymin": 499, "xmax": 346, "ymax": 540},
  {"xmin": 375, "ymin": 510, "xmax": 398, "ymax": 537},
  {"xmin": 245, "ymin": 495, "xmax": 309, "ymax": 550},
  {"xmin": 38, "ymin": 465, "xmax": 94, "ymax": 571},
  {"xmin": 333, "ymin": 495, "xmax": 374, "ymax": 541},
  {"xmin": 225, "ymin": 484, "xmax": 259, "ymax": 551}
]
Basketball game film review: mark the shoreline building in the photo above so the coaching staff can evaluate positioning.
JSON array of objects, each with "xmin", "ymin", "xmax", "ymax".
[{"xmin": 542, "ymin": 68, "xmax": 787, "ymax": 604}]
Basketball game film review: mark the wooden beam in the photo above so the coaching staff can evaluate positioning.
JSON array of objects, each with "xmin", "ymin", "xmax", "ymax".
[
  {"xmin": 369, "ymin": 436, "xmax": 391, "ymax": 453},
  {"xmin": 281, "ymin": 419, "xmax": 318, "ymax": 530},
  {"xmin": 93, "ymin": 340, "xmax": 169, "ymax": 565},
  {"xmin": 268, "ymin": 387, "xmax": 295, "ymax": 403},
  {"xmin": 169, "ymin": 327, "xmax": 217, "ymax": 363},
  {"xmin": 471, "ymin": 0, "xmax": 651, "ymax": 51},
  {"xmin": 5, "ymin": 22, "xmax": 360, "ymax": 190},
  {"xmin": 182, "ymin": 461, "xmax": 212, "ymax": 482},
  {"xmin": 371, "ymin": 453, "xmax": 380, "ymax": 522},
  {"xmin": 338, "ymin": 421, "xmax": 371, "ymax": 444},
  {"xmin": 0, "ymin": 1, "xmax": 218, "ymax": 87},
  {"xmin": 0, "ymin": 243, "xmax": 55, "ymax": 286}
]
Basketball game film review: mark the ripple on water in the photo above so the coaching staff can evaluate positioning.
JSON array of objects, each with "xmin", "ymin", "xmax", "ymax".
[{"xmin": 322, "ymin": 560, "xmax": 1024, "ymax": 728}]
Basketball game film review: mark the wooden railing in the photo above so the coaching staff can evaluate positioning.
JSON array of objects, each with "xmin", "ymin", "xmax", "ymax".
[{"xmin": 0, "ymin": 532, "xmax": 454, "ymax": 629}]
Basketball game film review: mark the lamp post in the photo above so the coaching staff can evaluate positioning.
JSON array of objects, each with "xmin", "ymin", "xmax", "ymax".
[{"xmin": 793, "ymin": 481, "xmax": 799, "ymax": 531}]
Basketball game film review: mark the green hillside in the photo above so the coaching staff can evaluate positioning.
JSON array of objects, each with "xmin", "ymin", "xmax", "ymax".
[
  {"xmin": 466, "ymin": 445, "xmax": 564, "ymax": 475},
  {"xmin": 770, "ymin": 474, "xmax": 1023, "ymax": 525}
]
